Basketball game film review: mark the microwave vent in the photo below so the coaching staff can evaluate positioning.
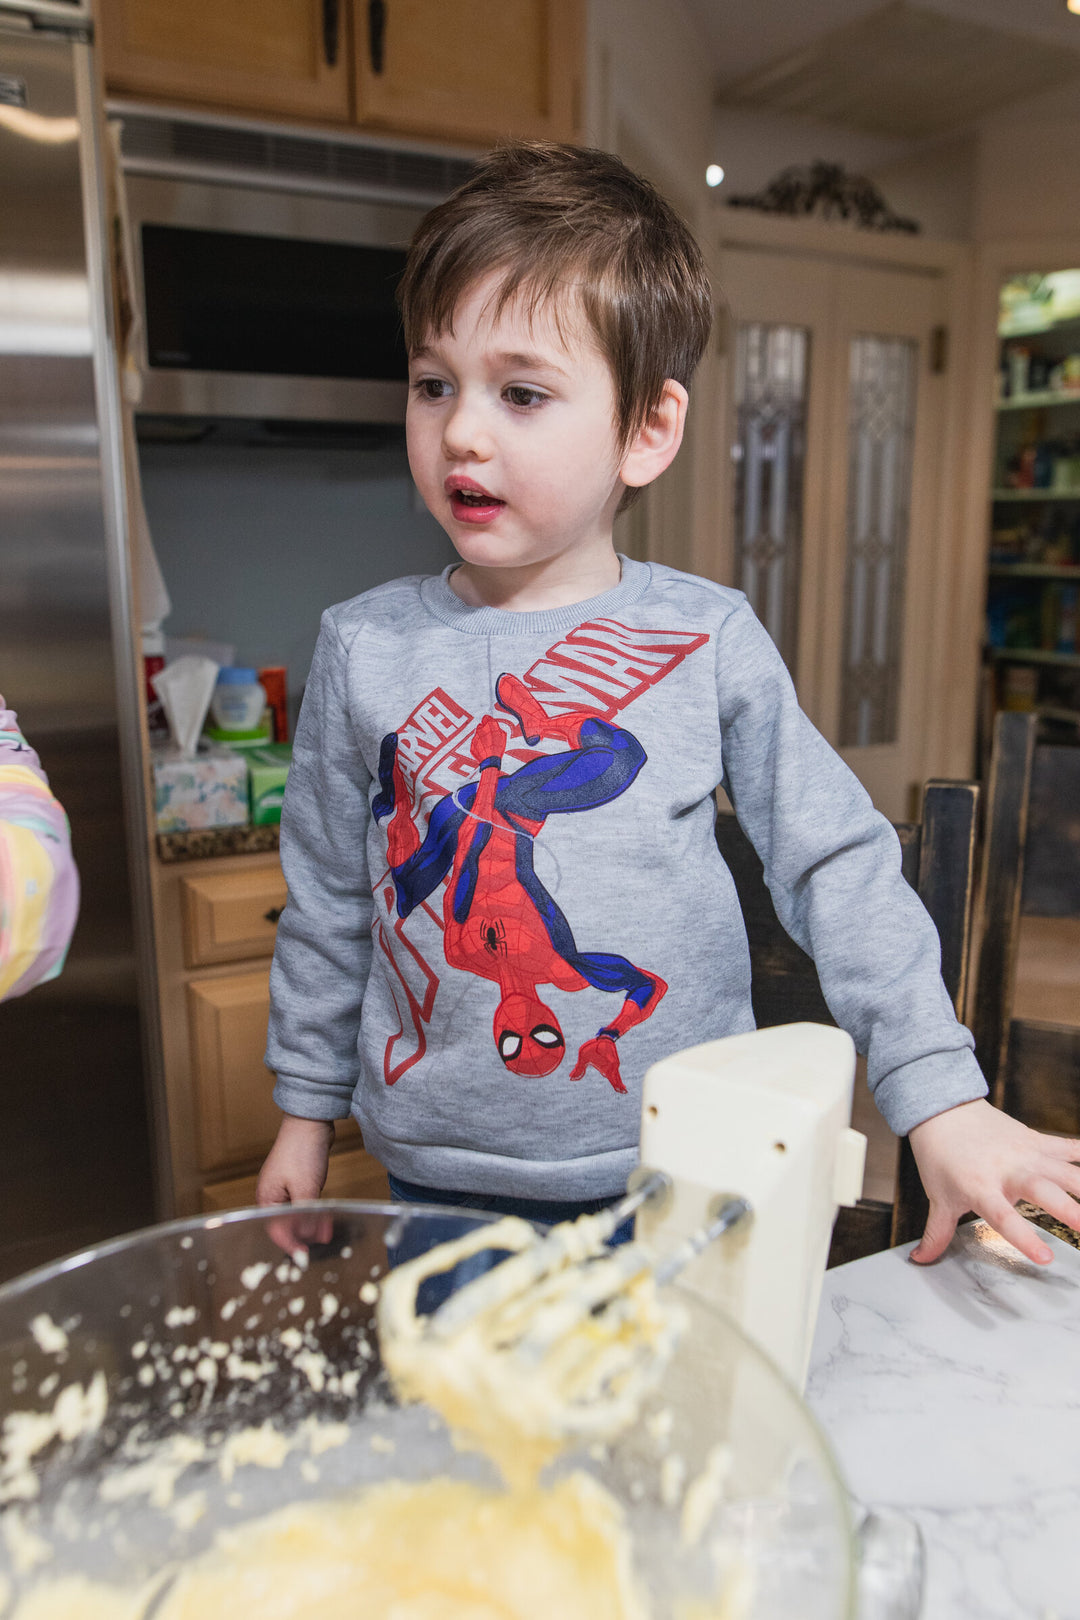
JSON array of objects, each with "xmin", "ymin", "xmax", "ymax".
[{"xmin": 114, "ymin": 110, "xmax": 476, "ymax": 204}]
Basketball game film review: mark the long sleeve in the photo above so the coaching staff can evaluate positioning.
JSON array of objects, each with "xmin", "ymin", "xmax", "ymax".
[
  {"xmin": 266, "ymin": 613, "xmax": 375, "ymax": 1119},
  {"xmin": 0, "ymin": 700, "xmax": 80, "ymax": 1002},
  {"xmin": 715, "ymin": 601, "xmax": 987, "ymax": 1136}
]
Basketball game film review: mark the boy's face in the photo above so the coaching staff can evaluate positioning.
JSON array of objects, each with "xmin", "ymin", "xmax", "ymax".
[{"xmin": 406, "ymin": 273, "xmax": 627, "ymax": 579}]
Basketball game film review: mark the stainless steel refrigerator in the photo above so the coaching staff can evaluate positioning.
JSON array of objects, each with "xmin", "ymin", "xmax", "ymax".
[{"xmin": 0, "ymin": 0, "xmax": 163, "ymax": 1279}]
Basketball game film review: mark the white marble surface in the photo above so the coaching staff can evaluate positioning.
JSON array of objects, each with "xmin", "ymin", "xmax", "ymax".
[{"xmin": 807, "ymin": 1222, "xmax": 1080, "ymax": 1620}]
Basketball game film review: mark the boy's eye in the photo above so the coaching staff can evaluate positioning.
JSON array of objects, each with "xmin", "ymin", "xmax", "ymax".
[
  {"xmin": 505, "ymin": 385, "xmax": 547, "ymax": 410},
  {"xmin": 411, "ymin": 377, "xmax": 450, "ymax": 400}
]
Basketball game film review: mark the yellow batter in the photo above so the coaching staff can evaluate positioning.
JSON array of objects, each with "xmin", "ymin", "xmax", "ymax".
[
  {"xmin": 377, "ymin": 1214, "xmax": 683, "ymax": 1492},
  {"xmin": 3, "ymin": 1216, "xmax": 744, "ymax": 1620},
  {"xmin": 8, "ymin": 1472, "xmax": 649, "ymax": 1620}
]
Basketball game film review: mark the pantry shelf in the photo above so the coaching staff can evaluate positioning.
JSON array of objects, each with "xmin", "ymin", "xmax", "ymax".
[
  {"xmin": 996, "ymin": 391, "xmax": 1080, "ymax": 412},
  {"xmin": 990, "ymin": 489, "xmax": 1080, "ymax": 502},
  {"xmin": 987, "ymin": 647, "xmax": 1080, "ymax": 669},
  {"xmin": 999, "ymin": 312, "xmax": 1080, "ymax": 342},
  {"xmin": 988, "ymin": 563, "xmax": 1080, "ymax": 578}
]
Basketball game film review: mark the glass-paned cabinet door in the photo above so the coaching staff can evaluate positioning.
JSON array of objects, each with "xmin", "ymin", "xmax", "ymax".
[
  {"xmin": 731, "ymin": 323, "xmax": 809, "ymax": 672},
  {"xmin": 717, "ymin": 244, "xmax": 950, "ymax": 818},
  {"xmin": 839, "ymin": 336, "xmax": 918, "ymax": 747}
]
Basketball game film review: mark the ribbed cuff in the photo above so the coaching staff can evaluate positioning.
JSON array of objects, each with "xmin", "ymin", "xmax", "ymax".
[
  {"xmin": 272, "ymin": 1074, "xmax": 355, "ymax": 1122},
  {"xmin": 872, "ymin": 1048, "xmax": 988, "ymax": 1137}
]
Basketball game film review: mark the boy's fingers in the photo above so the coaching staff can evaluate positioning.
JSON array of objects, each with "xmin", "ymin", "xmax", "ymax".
[
  {"xmin": 1044, "ymin": 1136, "xmax": 1080, "ymax": 1164},
  {"xmin": 1029, "ymin": 1180, "xmax": 1080, "ymax": 1234},
  {"xmin": 1047, "ymin": 1162, "xmax": 1080, "ymax": 1201},
  {"xmin": 266, "ymin": 1212, "xmax": 301, "ymax": 1254},
  {"xmin": 981, "ymin": 1201, "xmax": 1053, "ymax": 1265},
  {"xmin": 909, "ymin": 1202, "xmax": 958, "ymax": 1264},
  {"xmin": 264, "ymin": 1207, "xmax": 329, "ymax": 1254}
]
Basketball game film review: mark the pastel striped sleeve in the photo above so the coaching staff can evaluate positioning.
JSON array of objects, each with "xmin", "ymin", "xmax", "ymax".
[{"xmin": 0, "ymin": 701, "xmax": 80, "ymax": 1001}]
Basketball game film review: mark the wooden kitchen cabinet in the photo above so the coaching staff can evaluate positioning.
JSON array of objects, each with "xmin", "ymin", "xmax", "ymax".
[
  {"xmin": 97, "ymin": 0, "xmax": 582, "ymax": 147},
  {"xmin": 188, "ymin": 966, "xmax": 283, "ymax": 1171},
  {"xmin": 97, "ymin": 0, "xmax": 353, "ymax": 124},
  {"xmin": 351, "ymin": 0, "xmax": 583, "ymax": 145},
  {"xmin": 181, "ymin": 865, "xmax": 289, "ymax": 969},
  {"xmin": 153, "ymin": 848, "xmax": 383, "ymax": 1216}
]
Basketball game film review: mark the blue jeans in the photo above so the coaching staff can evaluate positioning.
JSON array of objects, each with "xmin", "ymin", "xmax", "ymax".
[
  {"xmin": 386, "ymin": 1172, "xmax": 633, "ymax": 1235},
  {"xmin": 384, "ymin": 1173, "xmax": 634, "ymax": 1313}
]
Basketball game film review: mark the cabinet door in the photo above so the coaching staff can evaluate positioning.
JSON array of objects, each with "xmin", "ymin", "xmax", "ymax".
[
  {"xmin": 188, "ymin": 968, "xmax": 281, "ymax": 1171},
  {"xmin": 352, "ymin": 0, "xmax": 582, "ymax": 144},
  {"xmin": 98, "ymin": 0, "xmax": 352, "ymax": 123}
]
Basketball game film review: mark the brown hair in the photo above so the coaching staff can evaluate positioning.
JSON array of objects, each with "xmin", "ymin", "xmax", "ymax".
[{"xmin": 397, "ymin": 142, "xmax": 713, "ymax": 493}]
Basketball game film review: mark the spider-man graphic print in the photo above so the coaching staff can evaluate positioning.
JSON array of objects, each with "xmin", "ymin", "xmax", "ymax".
[
  {"xmin": 373, "ymin": 673, "xmax": 665, "ymax": 1093},
  {"xmin": 367, "ymin": 612, "xmax": 712, "ymax": 1095}
]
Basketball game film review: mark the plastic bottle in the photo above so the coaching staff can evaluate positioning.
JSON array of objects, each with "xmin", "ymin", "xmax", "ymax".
[
  {"xmin": 142, "ymin": 624, "xmax": 169, "ymax": 743},
  {"xmin": 209, "ymin": 668, "xmax": 267, "ymax": 735}
]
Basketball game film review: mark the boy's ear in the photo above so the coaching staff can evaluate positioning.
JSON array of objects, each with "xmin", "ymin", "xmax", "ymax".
[{"xmin": 619, "ymin": 379, "xmax": 689, "ymax": 492}]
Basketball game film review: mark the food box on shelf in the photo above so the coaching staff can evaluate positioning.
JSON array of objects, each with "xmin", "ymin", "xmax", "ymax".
[{"xmin": 247, "ymin": 743, "xmax": 293, "ymax": 825}]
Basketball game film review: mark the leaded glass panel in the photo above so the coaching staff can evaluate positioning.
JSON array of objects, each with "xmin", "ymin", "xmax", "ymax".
[
  {"xmin": 839, "ymin": 335, "xmax": 917, "ymax": 748},
  {"xmin": 731, "ymin": 324, "xmax": 808, "ymax": 670}
]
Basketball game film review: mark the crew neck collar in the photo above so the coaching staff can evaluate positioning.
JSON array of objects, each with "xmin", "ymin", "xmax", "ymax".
[{"xmin": 419, "ymin": 556, "xmax": 652, "ymax": 637}]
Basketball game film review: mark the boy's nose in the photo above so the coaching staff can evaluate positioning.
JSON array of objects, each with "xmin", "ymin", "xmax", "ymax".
[{"xmin": 441, "ymin": 396, "xmax": 494, "ymax": 462}]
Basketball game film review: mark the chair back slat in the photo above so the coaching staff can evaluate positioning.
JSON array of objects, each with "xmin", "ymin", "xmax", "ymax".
[
  {"xmin": 915, "ymin": 781, "xmax": 980, "ymax": 1016},
  {"xmin": 713, "ymin": 815, "xmax": 831, "ymax": 1028},
  {"xmin": 715, "ymin": 778, "xmax": 980, "ymax": 1257},
  {"xmin": 971, "ymin": 712, "xmax": 1036, "ymax": 1108},
  {"xmin": 1020, "ymin": 746, "xmax": 1080, "ymax": 918},
  {"xmin": 974, "ymin": 711, "xmax": 1080, "ymax": 1135},
  {"xmin": 1004, "ymin": 1020, "xmax": 1080, "ymax": 1135},
  {"xmin": 892, "ymin": 781, "xmax": 980, "ymax": 1246}
]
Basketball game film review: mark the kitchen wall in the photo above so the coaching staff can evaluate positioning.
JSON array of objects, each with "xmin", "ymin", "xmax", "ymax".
[
  {"xmin": 710, "ymin": 105, "xmax": 912, "ymax": 204},
  {"xmin": 138, "ymin": 430, "xmax": 455, "ymax": 720},
  {"xmin": 972, "ymin": 80, "xmax": 1080, "ymax": 242},
  {"xmin": 584, "ymin": 0, "xmax": 718, "ymax": 580},
  {"xmin": 709, "ymin": 80, "xmax": 1080, "ymax": 248}
]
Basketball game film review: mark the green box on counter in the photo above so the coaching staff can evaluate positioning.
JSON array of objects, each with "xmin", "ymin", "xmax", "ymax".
[{"xmin": 246, "ymin": 743, "xmax": 292, "ymax": 825}]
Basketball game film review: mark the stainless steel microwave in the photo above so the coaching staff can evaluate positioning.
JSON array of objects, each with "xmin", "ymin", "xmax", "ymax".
[{"xmin": 118, "ymin": 108, "xmax": 475, "ymax": 424}]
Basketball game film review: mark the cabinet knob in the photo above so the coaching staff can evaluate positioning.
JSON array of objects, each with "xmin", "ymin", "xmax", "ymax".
[
  {"xmin": 368, "ymin": 0, "xmax": 387, "ymax": 75},
  {"xmin": 264, "ymin": 906, "xmax": 284, "ymax": 924},
  {"xmin": 322, "ymin": 0, "xmax": 340, "ymax": 68}
]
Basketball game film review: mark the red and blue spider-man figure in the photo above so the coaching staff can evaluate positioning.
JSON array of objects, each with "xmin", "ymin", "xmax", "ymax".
[{"xmin": 373, "ymin": 673, "xmax": 667, "ymax": 1092}]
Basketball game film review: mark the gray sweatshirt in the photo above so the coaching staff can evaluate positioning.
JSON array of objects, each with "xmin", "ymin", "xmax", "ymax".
[{"xmin": 267, "ymin": 557, "xmax": 986, "ymax": 1198}]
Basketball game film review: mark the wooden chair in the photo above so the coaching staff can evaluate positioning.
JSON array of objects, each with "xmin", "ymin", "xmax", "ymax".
[
  {"xmin": 971, "ymin": 711, "xmax": 1080, "ymax": 1136},
  {"xmin": 715, "ymin": 779, "xmax": 980, "ymax": 1266}
]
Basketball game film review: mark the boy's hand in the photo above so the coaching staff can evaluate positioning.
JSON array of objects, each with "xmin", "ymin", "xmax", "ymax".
[
  {"xmin": 908, "ymin": 1099, "xmax": 1080, "ymax": 1265},
  {"xmin": 256, "ymin": 1115, "xmax": 335, "ymax": 1253}
]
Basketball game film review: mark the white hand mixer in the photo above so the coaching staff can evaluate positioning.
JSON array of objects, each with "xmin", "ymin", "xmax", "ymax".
[{"xmin": 380, "ymin": 1022, "xmax": 867, "ymax": 1437}]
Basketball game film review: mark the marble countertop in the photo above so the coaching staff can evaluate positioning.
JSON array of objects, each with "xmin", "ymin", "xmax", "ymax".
[{"xmin": 808, "ymin": 1221, "xmax": 1080, "ymax": 1620}]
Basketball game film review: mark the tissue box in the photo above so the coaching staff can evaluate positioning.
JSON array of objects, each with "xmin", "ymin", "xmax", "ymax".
[
  {"xmin": 153, "ymin": 742, "xmax": 249, "ymax": 833},
  {"xmin": 246, "ymin": 743, "xmax": 292, "ymax": 825}
]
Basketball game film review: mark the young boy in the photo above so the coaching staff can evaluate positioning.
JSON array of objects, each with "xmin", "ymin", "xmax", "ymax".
[{"xmin": 257, "ymin": 142, "xmax": 1079, "ymax": 1266}]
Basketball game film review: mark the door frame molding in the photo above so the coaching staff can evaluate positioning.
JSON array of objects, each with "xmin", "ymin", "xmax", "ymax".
[{"xmin": 701, "ymin": 206, "xmax": 977, "ymax": 786}]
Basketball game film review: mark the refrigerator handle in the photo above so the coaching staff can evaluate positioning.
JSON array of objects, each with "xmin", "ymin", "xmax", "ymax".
[{"xmin": 0, "ymin": 2, "xmax": 91, "ymax": 40}]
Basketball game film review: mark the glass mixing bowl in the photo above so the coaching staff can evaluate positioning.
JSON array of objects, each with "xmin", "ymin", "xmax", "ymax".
[{"xmin": 0, "ymin": 1203, "xmax": 855, "ymax": 1618}]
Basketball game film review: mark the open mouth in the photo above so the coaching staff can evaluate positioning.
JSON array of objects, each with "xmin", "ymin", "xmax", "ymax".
[
  {"xmin": 447, "ymin": 481, "xmax": 506, "ymax": 522},
  {"xmin": 455, "ymin": 490, "xmax": 502, "ymax": 507}
]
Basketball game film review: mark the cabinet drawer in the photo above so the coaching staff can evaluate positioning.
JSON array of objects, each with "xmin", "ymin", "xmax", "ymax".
[
  {"xmin": 201, "ymin": 1146, "xmax": 390, "ymax": 1212},
  {"xmin": 188, "ymin": 969, "xmax": 280, "ymax": 1171},
  {"xmin": 181, "ymin": 865, "xmax": 288, "ymax": 968}
]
